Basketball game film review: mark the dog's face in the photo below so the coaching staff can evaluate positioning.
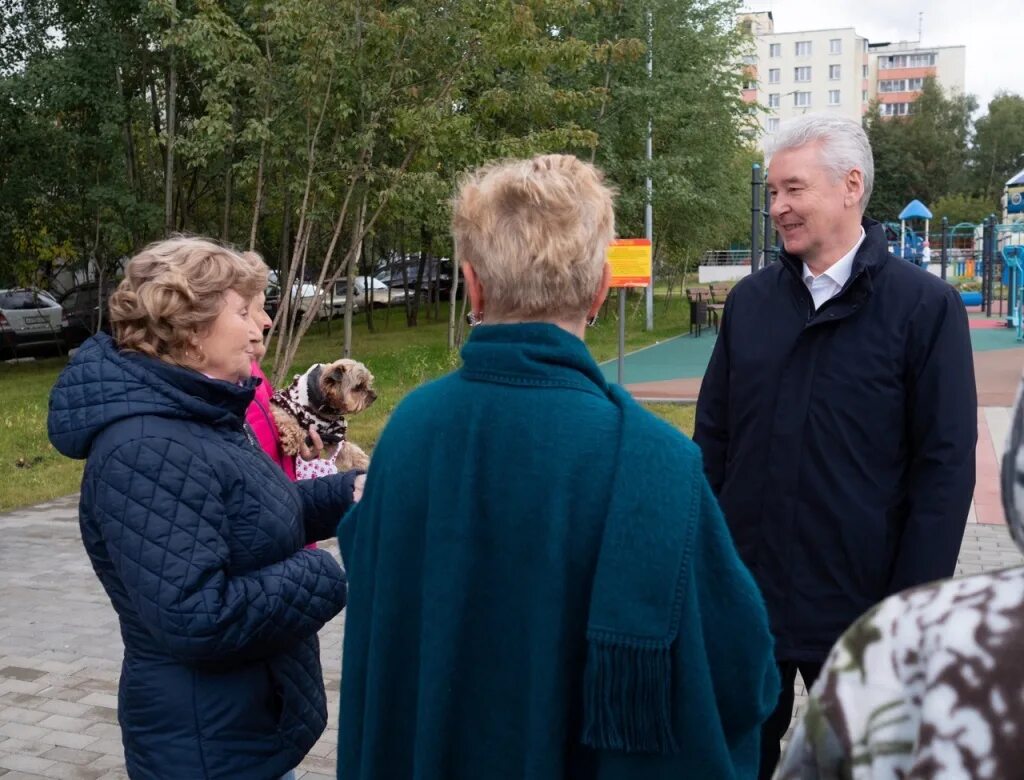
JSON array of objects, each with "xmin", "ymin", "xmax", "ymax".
[{"xmin": 318, "ymin": 358, "xmax": 377, "ymax": 415}]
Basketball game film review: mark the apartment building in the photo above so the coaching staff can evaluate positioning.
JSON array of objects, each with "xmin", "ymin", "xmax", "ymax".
[
  {"xmin": 867, "ymin": 41, "xmax": 966, "ymax": 117},
  {"xmin": 740, "ymin": 11, "xmax": 966, "ymax": 145}
]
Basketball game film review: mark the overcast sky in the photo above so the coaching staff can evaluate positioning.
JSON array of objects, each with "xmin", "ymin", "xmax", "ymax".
[{"xmin": 744, "ymin": 0, "xmax": 1022, "ymax": 111}]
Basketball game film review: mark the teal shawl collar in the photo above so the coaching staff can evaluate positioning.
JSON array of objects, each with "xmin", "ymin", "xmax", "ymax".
[{"xmin": 461, "ymin": 324, "xmax": 700, "ymax": 754}]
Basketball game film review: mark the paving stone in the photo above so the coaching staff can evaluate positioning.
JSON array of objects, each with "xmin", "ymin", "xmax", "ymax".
[
  {"xmin": 78, "ymin": 693, "xmax": 117, "ymax": 710},
  {"xmin": 35, "ymin": 700, "xmax": 92, "ymax": 719},
  {"xmin": 0, "ymin": 671, "xmax": 44, "ymax": 685},
  {"xmin": 35, "ymin": 715, "xmax": 93, "ymax": 733},
  {"xmin": 47, "ymin": 731, "xmax": 99, "ymax": 751},
  {"xmin": 39, "ymin": 747, "xmax": 102, "ymax": 767},
  {"xmin": 0, "ymin": 711, "xmax": 46, "ymax": 728},
  {"xmin": 0, "ymin": 754, "xmax": 54, "ymax": 776},
  {"xmin": 0, "ymin": 726, "xmax": 49, "ymax": 744}
]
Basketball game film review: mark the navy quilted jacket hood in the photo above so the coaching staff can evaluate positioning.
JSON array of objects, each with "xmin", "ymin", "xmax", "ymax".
[
  {"xmin": 49, "ymin": 332, "xmax": 255, "ymax": 459},
  {"xmin": 47, "ymin": 334, "xmax": 353, "ymax": 779}
]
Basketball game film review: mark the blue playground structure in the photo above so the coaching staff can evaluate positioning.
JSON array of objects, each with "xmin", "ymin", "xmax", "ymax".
[
  {"xmin": 890, "ymin": 200, "xmax": 933, "ymax": 265},
  {"xmin": 1004, "ymin": 245, "xmax": 1024, "ymax": 339}
]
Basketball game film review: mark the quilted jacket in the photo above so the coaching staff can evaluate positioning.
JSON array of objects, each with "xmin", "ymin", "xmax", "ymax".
[{"xmin": 48, "ymin": 334, "xmax": 354, "ymax": 780}]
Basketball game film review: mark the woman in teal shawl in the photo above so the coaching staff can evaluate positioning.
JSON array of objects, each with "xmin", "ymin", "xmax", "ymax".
[{"xmin": 337, "ymin": 154, "xmax": 779, "ymax": 779}]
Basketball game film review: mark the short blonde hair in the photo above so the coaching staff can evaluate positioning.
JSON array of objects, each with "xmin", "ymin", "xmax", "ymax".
[
  {"xmin": 109, "ymin": 237, "xmax": 268, "ymax": 362},
  {"xmin": 451, "ymin": 154, "xmax": 616, "ymax": 320}
]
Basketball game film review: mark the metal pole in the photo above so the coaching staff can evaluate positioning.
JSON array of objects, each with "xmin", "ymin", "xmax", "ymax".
[
  {"xmin": 940, "ymin": 216, "xmax": 948, "ymax": 280},
  {"xmin": 617, "ymin": 288, "xmax": 626, "ymax": 385},
  {"xmin": 644, "ymin": 8, "xmax": 654, "ymax": 332},
  {"xmin": 985, "ymin": 217, "xmax": 994, "ymax": 317},
  {"xmin": 762, "ymin": 185, "xmax": 773, "ymax": 266},
  {"xmin": 751, "ymin": 164, "xmax": 762, "ymax": 273}
]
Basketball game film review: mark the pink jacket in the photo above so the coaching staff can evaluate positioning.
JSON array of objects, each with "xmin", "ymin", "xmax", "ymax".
[{"xmin": 247, "ymin": 363, "xmax": 297, "ymax": 481}]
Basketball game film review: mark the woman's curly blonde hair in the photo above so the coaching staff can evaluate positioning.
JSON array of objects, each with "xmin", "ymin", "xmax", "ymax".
[{"xmin": 108, "ymin": 237, "xmax": 268, "ymax": 362}]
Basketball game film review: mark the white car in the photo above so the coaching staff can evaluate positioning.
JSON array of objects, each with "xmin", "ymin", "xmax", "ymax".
[
  {"xmin": 0, "ymin": 288, "xmax": 67, "ymax": 357},
  {"xmin": 269, "ymin": 282, "xmax": 329, "ymax": 320},
  {"xmin": 328, "ymin": 276, "xmax": 407, "ymax": 316}
]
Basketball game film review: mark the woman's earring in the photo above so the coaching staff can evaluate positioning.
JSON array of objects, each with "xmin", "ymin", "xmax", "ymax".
[
  {"xmin": 466, "ymin": 311, "xmax": 483, "ymax": 327},
  {"xmin": 586, "ymin": 314, "xmax": 598, "ymax": 328}
]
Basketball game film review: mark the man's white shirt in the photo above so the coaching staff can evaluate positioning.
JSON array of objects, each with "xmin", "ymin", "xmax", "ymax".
[{"xmin": 802, "ymin": 228, "xmax": 866, "ymax": 311}]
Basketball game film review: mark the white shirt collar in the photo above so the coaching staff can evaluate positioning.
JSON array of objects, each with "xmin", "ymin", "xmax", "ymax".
[{"xmin": 802, "ymin": 227, "xmax": 866, "ymax": 289}]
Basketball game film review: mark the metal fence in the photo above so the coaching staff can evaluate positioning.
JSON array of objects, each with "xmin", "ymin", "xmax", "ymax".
[{"xmin": 701, "ymin": 250, "xmax": 751, "ymax": 266}]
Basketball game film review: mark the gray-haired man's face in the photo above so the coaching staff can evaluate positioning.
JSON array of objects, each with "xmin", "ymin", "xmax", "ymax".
[{"xmin": 766, "ymin": 142, "xmax": 864, "ymax": 269}]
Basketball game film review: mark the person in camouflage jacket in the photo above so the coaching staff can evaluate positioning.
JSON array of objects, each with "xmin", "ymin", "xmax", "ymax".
[{"xmin": 775, "ymin": 379, "xmax": 1024, "ymax": 779}]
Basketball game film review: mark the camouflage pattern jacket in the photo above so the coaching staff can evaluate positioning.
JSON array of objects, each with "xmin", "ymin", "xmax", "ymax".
[{"xmin": 774, "ymin": 379, "xmax": 1024, "ymax": 779}]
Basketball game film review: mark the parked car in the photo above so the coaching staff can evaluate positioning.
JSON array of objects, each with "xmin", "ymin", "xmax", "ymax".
[
  {"xmin": 377, "ymin": 259, "xmax": 460, "ymax": 298},
  {"xmin": 58, "ymin": 281, "xmax": 119, "ymax": 348},
  {"xmin": 263, "ymin": 283, "xmax": 281, "ymax": 320},
  {"xmin": 0, "ymin": 288, "xmax": 67, "ymax": 358},
  {"xmin": 328, "ymin": 276, "xmax": 407, "ymax": 316}
]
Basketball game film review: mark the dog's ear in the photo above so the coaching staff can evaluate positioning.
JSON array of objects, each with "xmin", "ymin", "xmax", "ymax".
[{"xmin": 327, "ymin": 365, "xmax": 346, "ymax": 382}]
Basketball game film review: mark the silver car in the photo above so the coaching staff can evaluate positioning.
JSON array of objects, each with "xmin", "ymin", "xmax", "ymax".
[{"xmin": 0, "ymin": 288, "xmax": 66, "ymax": 357}]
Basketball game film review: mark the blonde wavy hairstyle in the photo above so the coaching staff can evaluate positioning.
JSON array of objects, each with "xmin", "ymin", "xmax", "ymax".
[
  {"xmin": 108, "ymin": 237, "xmax": 268, "ymax": 363},
  {"xmin": 451, "ymin": 154, "xmax": 616, "ymax": 321}
]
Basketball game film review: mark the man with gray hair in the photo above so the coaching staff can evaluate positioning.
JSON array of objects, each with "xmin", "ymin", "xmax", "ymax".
[{"xmin": 694, "ymin": 114, "xmax": 977, "ymax": 778}]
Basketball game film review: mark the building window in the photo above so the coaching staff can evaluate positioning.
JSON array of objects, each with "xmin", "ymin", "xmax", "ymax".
[
  {"xmin": 743, "ymin": 79, "xmax": 757, "ymax": 90},
  {"xmin": 862, "ymin": 65, "xmax": 869, "ymax": 78},
  {"xmin": 829, "ymin": 38, "xmax": 842, "ymax": 54},
  {"xmin": 794, "ymin": 91, "xmax": 811, "ymax": 107},
  {"xmin": 880, "ymin": 52, "xmax": 936, "ymax": 70},
  {"xmin": 829, "ymin": 65, "xmax": 841, "ymax": 80},
  {"xmin": 880, "ymin": 102, "xmax": 912, "ymax": 116},
  {"xmin": 768, "ymin": 68, "xmax": 781, "ymax": 84},
  {"xmin": 794, "ymin": 66, "xmax": 811, "ymax": 82},
  {"xmin": 908, "ymin": 77, "xmax": 924, "ymax": 90},
  {"xmin": 768, "ymin": 93, "xmax": 780, "ymax": 108},
  {"xmin": 795, "ymin": 41, "xmax": 812, "ymax": 57},
  {"xmin": 769, "ymin": 43, "xmax": 781, "ymax": 58},
  {"xmin": 742, "ymin": 54, "xmax": 757, "ymax": 65},
  {"xmin": 862, "ymin": 89, "xmax": 868, "ymax": 102},
  {"xmin": 829, "ymin": 90, "xmax": 841, "ymax": 105},
  {"xmin": 879, "ymin": 79, "xmax": 903, "ymax": 93},
  {"xmin": 767, "ymin": 117, "xmax": 780, "ymax": 132}
]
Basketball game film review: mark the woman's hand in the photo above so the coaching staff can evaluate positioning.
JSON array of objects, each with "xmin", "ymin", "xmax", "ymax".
[
  {"xmin": 298, "ymin": 425, "xmax": 327, "ymax": 461},
  {"xmin": 353, "ymin": 474, "xmax": 366, "ymax": 502}
]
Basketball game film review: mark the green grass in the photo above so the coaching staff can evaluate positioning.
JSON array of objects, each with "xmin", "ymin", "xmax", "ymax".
[
  {"xmin": 0, "ymin": 291, "xmax": 696, "ymax": 512},
  {"xmin": 0, "ymin": 358, "xmax": 84, "ymax": 511}
]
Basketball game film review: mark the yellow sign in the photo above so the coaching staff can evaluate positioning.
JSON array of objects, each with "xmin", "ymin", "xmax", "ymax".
[{"xmin": 608, "ymin": 239, "xmax": 652, "ymax": 288}]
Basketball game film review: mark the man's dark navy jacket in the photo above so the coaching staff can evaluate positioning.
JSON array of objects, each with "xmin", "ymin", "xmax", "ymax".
[{"xmin": 694, "ymin": 218, "xmax": 977, "ymax": 662}]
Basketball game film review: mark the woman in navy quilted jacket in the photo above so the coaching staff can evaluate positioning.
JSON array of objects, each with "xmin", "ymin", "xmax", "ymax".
[{"xmin": 47, "ymin": 237, "xmax": 360, "ymax": 780}]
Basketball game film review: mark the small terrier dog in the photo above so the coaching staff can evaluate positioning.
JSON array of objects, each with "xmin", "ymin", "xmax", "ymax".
[{"xmin": 270, "ymin": 359, "xmax": 377, "ymax": 471}]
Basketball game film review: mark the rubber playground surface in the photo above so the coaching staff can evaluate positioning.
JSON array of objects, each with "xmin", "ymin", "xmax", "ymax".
[{"xmin": 602, "ymin": 310, "xmax": 1024, "ymax": 406}]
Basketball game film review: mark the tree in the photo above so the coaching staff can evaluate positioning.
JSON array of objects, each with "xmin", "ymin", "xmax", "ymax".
[
  {"xmin": 970, "ymin": 93, "xmax": 1024, "ymax": 202},
  {"xmin": 865, "ymin": 78, "xmax": 976, "ymax": 222},
  {"xmin": 929, "ymin": 193, "xmax": 995, "ymax": 227}
]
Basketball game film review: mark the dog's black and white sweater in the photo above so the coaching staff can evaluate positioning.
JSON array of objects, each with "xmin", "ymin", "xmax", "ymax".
[{"xmin": 270, "ymin": 364, "xmax": 348, "ymax": 445}]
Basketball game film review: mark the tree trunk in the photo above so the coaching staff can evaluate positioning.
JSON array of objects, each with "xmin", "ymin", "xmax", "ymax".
[
  {"xmin": 344, "ymin": 196, "xmax": 368, "ymax": 357},
  {"xmin": 164, "ymin": 6, "xmax": 177, "ymax": 237},
  {"xmin": 249, "ymin": 139, "xmax": 267, "ymax": 250},
  {"xmin": 115, "ymin": 65, "xmax": 138, "ymax": 195},
  {"xmin": 447, "ymin": 260, "xmax": 460, "ymax": 350}
]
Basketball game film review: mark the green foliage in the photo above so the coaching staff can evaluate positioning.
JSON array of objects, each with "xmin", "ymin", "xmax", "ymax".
[
  {"xmin": 929, "ymin": 193, "xmax": 996, "ymax": 227},
  {"xmin": 970, "ymin": 92, "xmax": 1024, "ymax": 201},
  {"xmin": 865, "ymin": 78, "xmax": 976, "ymax": 222},
  {"xmin": 0, "ymin": 0, "xmax": 757, "ymax": 346}
]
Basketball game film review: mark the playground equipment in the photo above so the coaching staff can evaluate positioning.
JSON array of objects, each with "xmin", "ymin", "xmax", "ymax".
[
  {"xmin": 1003, "ymin": 245, "xmax": 1024, "ymax": 339},
  {"xmin": 1005, "ymin": 167, "xmax": 1024, "ymax": 227},
  {"xmin": 898, "ymin": 200, "xmax": 932, "ymax": 265}
]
